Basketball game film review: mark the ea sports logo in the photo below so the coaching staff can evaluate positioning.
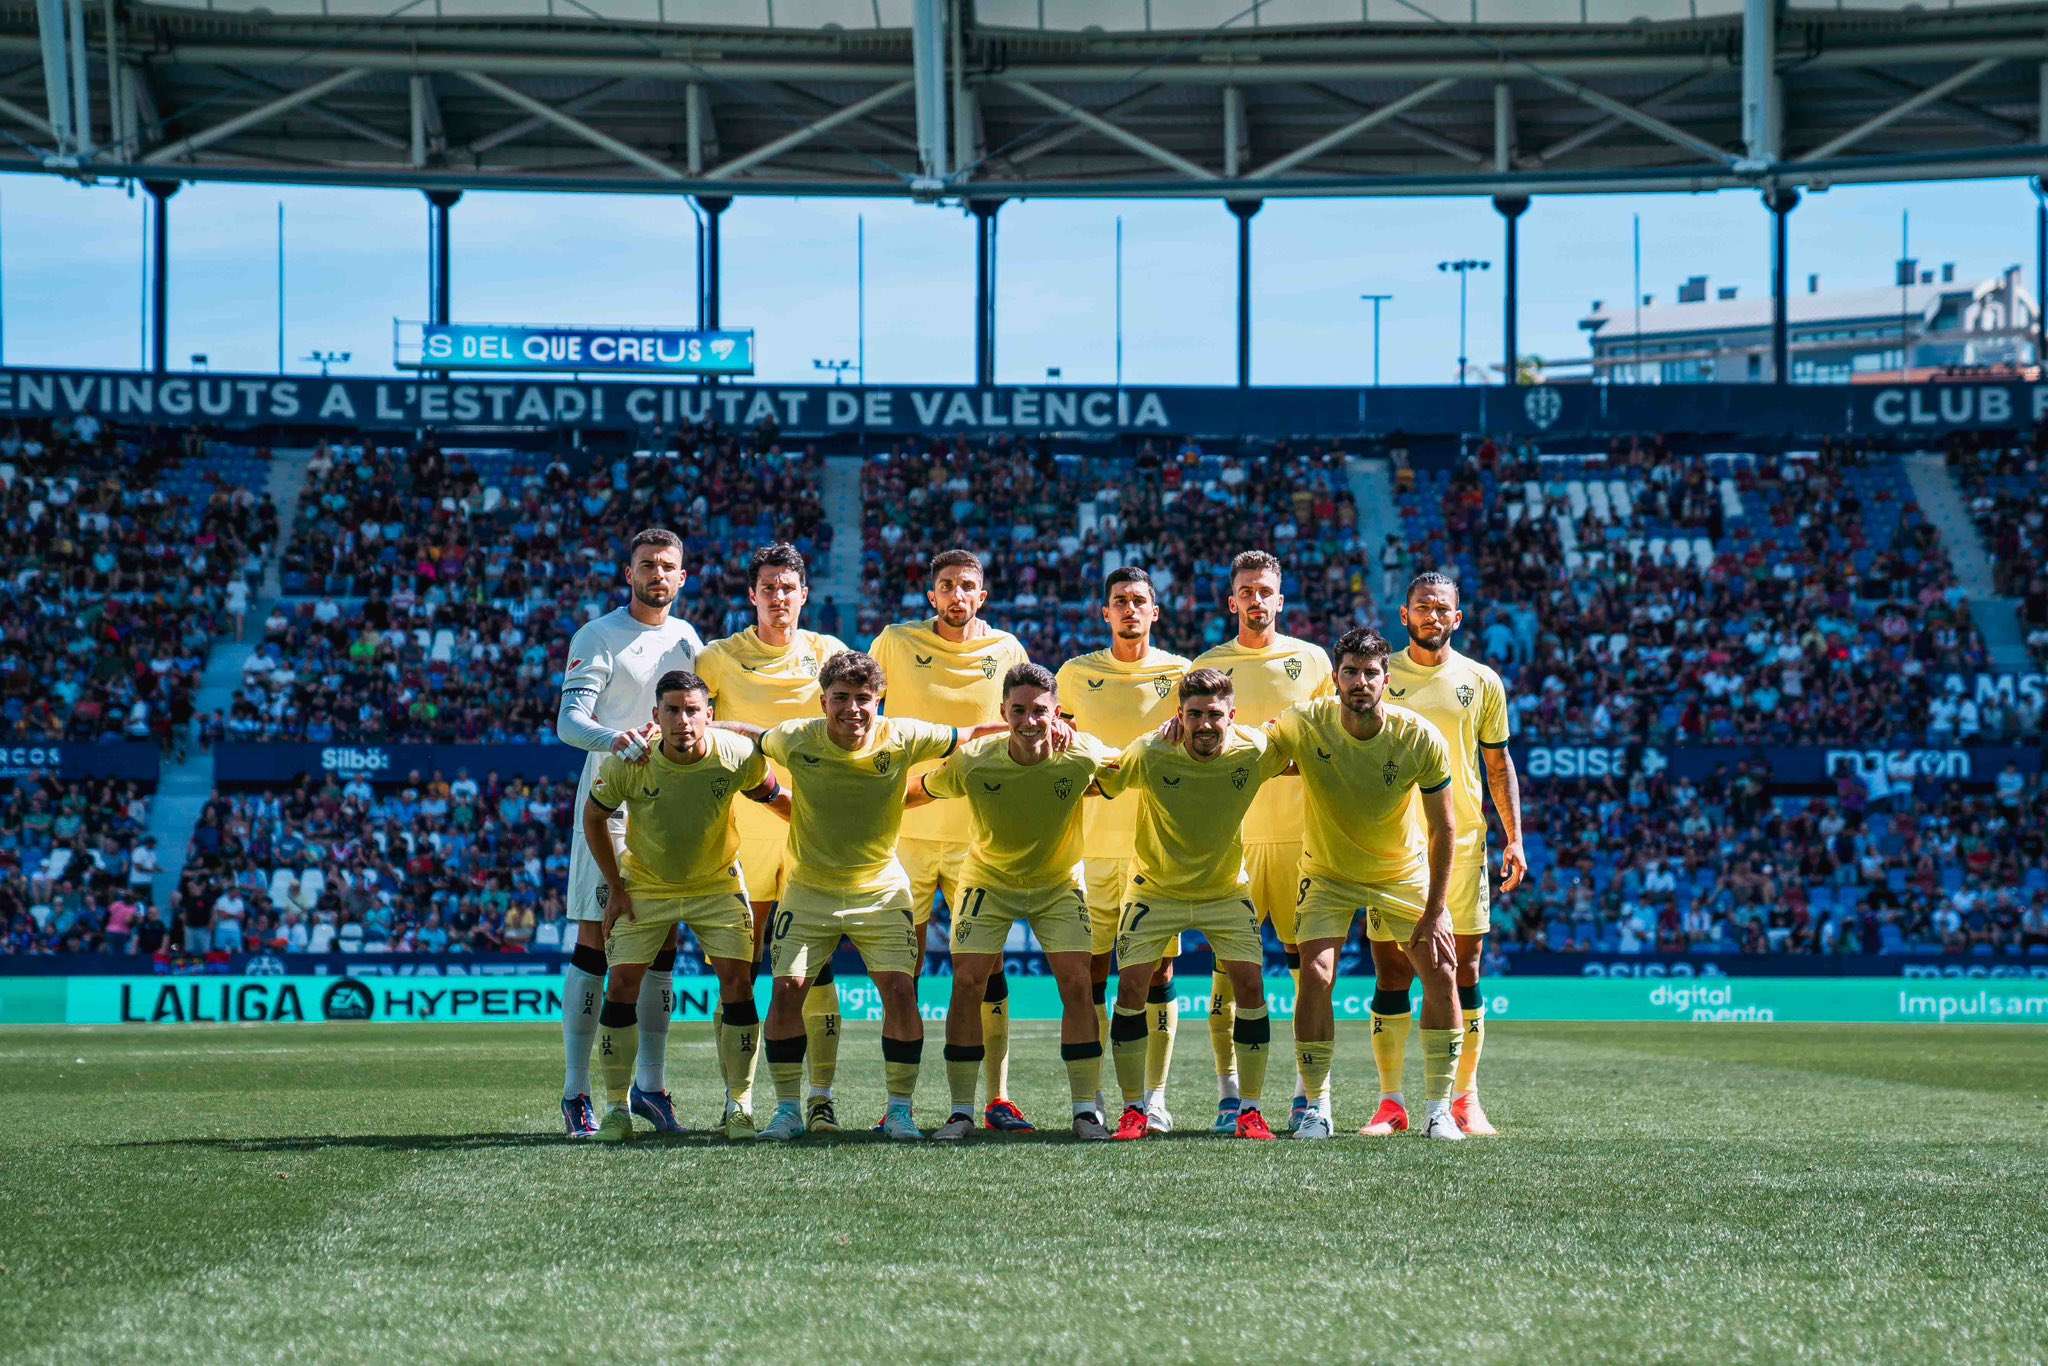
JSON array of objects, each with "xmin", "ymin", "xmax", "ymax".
[
  {"xmin": 322, "ymin": 978, "xmax": 375, "ymax": 1021},
  {"xmin": 1524, "ymin": 386, "xmax": 1562, "ymax": 430}
]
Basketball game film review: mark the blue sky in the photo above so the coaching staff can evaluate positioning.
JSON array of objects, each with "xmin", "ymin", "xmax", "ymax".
[{"xmin": 1, "ymin": 170, "xmax": 2037, "ymax": 386}]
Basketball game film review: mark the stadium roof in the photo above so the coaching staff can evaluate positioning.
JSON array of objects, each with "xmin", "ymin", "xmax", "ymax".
[{"xmin": 9, "ymin": 0, "xmax": 2048, "ymax": 200}]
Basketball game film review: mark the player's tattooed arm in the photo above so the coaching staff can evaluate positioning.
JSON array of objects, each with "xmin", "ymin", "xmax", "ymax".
[{"xmin": 1480, "ymin": 745, "xmax": 1527, "ymax": 893}]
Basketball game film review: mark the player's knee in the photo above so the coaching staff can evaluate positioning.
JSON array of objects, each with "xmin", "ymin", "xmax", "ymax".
[
  {"xmin": 1090, "ymin": 977, "xmax": 1108, "ymax": 1004},
  {"xmin": 813, "ymin": 959, "xmax": 836, "ymax": 988},
  {"xmin": 710, "ymin": 960, "xmax": 752, "ymax": 999},
  {"xmin": 876, "ymin": 973, "xmax": 918, "ymax": 1010}
]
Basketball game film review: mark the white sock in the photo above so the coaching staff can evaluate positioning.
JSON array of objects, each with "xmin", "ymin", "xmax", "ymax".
[
  {"xmin": 1381, "ymin": 1090, "xmax": 1406, "ymax": 1106},
  {"xmin": 808, "ymin": 1085, "xmax": 834, "ymax": 1101},
  {"xmin": 634, "ymin": 969, "xmax": 673, "ymax": 1092},
  {"xmin": 1218, "ymin": 1073, "xmax": 1240, "ymax": 1102},
  {"xmin": 561, "ymin": 961, "xmax": 603, "ymax": 1100},
  {"xmin": 1072, "ymin": 1100, "xmax": 1096, "ymax": 1117},
  {"xmin": 1144, "ymin": 1086, "xmax": 1166, "ymax": 1110},
  {"xmin": 951, "ymin": 1104, "xmax": 974, "ymax": 1119}
]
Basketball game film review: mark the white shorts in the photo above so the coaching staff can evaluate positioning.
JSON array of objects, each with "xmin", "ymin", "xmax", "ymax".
[{"xmin": 567, "ymin": 803, "xmax": 628, "ymax": 923}]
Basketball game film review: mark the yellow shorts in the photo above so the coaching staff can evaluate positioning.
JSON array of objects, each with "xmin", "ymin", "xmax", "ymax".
[
  {"xmin": 1116, "ymin": 893, "xmax": 1262, "ymax": 968},
  {"xmin": 1244, "ymin": 841, "xmax": 1303, "ymax": 946},
  {"xmin": 898, "ymin": 838, "xmax": 966, "ymax": 928},
  {"xmin": 1294, "ymin": 872, "xmax": 1430, "ymax": 946},
  {"xmin": 608, "ymin": 871, "xmax": 755, "ymax": 967},
  {"xmin": 1448, "ymin": 854, "xmax": 1492, "ymax": 937},
  {"xmin": 770, "ymin": 878, "xmax": 921, "ymax": 980},
  {"xmin": 951, "ymin": 881, "xmax": 1091, "ymax": 957},
  {"xmin": 1083, "ymin": 857, "xmax": 1131, "ymax": 955},
  {"xmin": 735, "ymin": 830, "xmax": 790, "ymax": 905}
]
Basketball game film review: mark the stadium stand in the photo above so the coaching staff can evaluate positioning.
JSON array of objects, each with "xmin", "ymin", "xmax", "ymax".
[
  {"xmin": 0, "ymin": 774, "xmax": 164, "ymax": 954},
  {"xmin": 1, "ymin": 417, "xmax": 277, "ymax": 748},
  {"xmin": 244, "ymin": 432, "xmax": 832, "ymax": 742},
  {"xmin": 859, "ymin": 440, "xmax": 1363, "ymax": 660},
  {"xmin": 1400, "ymin": 436, "xmax": 1988, "ymax": 744},
  {"xmin": 1508, "ymin": 763, "xmax": 2048, "ymax": 958},
  {"xmin": 168, "ymin": 772, "xmax": 576, "ymax": 957},
  {"xmin": 1950, "ymin": 433, "xmax": 2048, "ymax": 667}
]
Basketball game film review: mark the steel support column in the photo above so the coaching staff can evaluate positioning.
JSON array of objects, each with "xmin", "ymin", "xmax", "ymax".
[
  {"xmin": 2034, "ymin": 176, "xmax": 2047, "ymax": 362},
  {"xmin": 697, "ymin": 195, "xmax": 731, "ymax": 331},
  {"xmin": 1228, "ymin": 198, "xmax": 1261, "ymax": 388},
  {"xmin": 426, "ymin": 189, "xmax": 461, "ymax": 324},
  {"xmin": 1495, "ymin": 194, "xmax": 1530, "ymax": 384},
  {"xmin": 1766, "ymin": 187, "xmax": 1799, "ymax": 382},
  {"xmin": 971, "ymin": 198, "xmax": 1003, "ymax": 387},
  {"xmin": 145, "ymin": 180, "xmax": 178, "ymax": 373}
]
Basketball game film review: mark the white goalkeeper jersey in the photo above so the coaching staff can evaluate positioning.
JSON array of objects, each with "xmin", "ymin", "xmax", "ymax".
[{"xmin": 558, "ymin": 607, "xmax": 704, "ymax": 800}]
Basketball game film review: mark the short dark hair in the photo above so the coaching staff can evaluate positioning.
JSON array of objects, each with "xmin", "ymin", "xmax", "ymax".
[
  {"xmin": 750, "ymin": 542, "xmax": 808, "ymax": 589},
  {"xmin": 1103, "ymin": 565, "xmax": 1154, "ymax": 602},
  {"xmin": 627, "ymin": 527, "xmax": 683, "ymax": 560},
  {"xmin": 929, "ymin": 548, "xmax": 984, "ymax": 585},
  {"xmin": 1406, "ymin": 570, "xmax": 1459, "ymax": 605},
  {"xmin": 1230, "ymin": 550, "xmax": 1282, "ymax": 586},
  {"xmin": 1178, "ymin": 667, "xmax": 1235, "ymax": 703},
  {"xmin": 819, "ymin": 650, "xmax": 886, "ymax": 694},
  {"xmin": 654, "ymin": 669, "xmax": 710, "ymax": 703},
  {"xmin": 1333, "ymin": 627, "xmax": 1393, "ymax": 671},
  {"xmin": 1003, "ymin": 662, "xmax": 1058, "ymax": 697}
]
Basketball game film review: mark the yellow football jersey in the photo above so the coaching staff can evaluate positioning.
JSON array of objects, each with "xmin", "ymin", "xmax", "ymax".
[
  {"xmin": 1270, "ymin": 698, "xmax": 1453, "ymax": 887},
  {"xmin": 869, "ymin": 619, "xmax": 1030, "ymax": 845},
  {"xmin": 696, "ymin": 626, "xmax": 848, "ymax": 848},
  {"xmin": 922, "ymin": 732, "xmax": 1119, "ymax": 889},
  {"xmin": 763, "ymin": 715, "xmax": 958, "ymax": 896},
  {"xmin": 1054, "ymin": 646, "xmax": 1190, "ymax": 859},
  {"xmin": 1191, "ymin": 633, "xmax": 1335, "ymax": 844},
  {"xmin": 589, "ymin": 730, "xmax": 767, "ymax": 897},
  {"xmin": 1095, "ymin": 725, "xmax": 1290, "ymax": 903},
  {"xmin": 1386, "ymin": 645, "xmax": 1510, "ymax": 860}
]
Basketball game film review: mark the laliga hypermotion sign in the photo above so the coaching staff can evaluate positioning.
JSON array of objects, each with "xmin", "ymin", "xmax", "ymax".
[{"xmin": 406, "ymin": 323, "xmax": 754, "ymax": 375}]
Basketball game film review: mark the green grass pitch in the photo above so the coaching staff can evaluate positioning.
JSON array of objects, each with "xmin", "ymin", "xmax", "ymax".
[{"xmin": 2, "ymin": 1020, "xmax": 2045, "ymax": 1362}]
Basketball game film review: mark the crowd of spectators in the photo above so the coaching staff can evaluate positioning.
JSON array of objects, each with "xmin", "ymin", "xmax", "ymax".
[
  {"xmin": 1, "ymin": 416, "xmax": 276, "ymax": 750},
  {"xmin": 1948, "ymin": 433, "xmax": 2048, "ymax": 668},
  {"xmin": 1395, "ymin": 435, "xmax": 2004, "ymax": 745},
  {"xmin": 1502, "ymin": 760, "xmax": 2048, "ymax": 957},
  {"xmin": 0, "ymin": 774, "xmax": 167, "ymax": 953},
  {"xmin": 241, "ymin": 429, "xmax": 830, "ymax": 743},
  {"xmin": 859, "ymin": 439, "xmax": 1365, "ymax": 660},
  {"xmin": 164, "ymin": 771, "xmax": 579, "ymax": 957}
]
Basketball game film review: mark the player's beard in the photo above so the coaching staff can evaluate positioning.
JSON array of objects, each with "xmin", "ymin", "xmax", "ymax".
[
  {"xmin": 938, "ymin": 606, "xmax": 975, "ymax": 629},
  {"xmin": 1409, "ymin": 626, "xmax": 1449, "ymax": 651},
  {"xmin": 633, "ymin": 583, "xmax": 675, "ymax": 612}
]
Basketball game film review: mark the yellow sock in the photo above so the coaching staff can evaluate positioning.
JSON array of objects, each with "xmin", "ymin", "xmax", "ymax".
[
  {"xmin": 1145, "ymin": 993, "xmax": 1179, "ymax": 1093},
  {"xmin": 1234, "ymin": 1003, "xmax": 1271, "ymax": 1107},
  {"xmin": 981, "ymin": 998, "xmax": 1011, "ymax": 1100},
  {"xmin": 1111, "ymin": 1005, "xmax": 1149, "ymax": 1106},
  {"xmin": 1421, "ymin": 1027, "xmax": 1463, "ymax": 1103},
  {"xmin": 599, "ymin": 1011, "xmax": 638, "ymax": 1109},
  {"xmin": 1370, "ymin": 1010, "xmax": 1413, "ymax": 1097},
  {"xmin": 717, "ymin": 1005, "xmax": 760, "ymax": 1109},
  {"xmin": 882, "ymin": 1038, "xmax": 921, "ymax": 1105},
  {"xmin": 1207, "ymin": 970, "xmax": 1236, "ymax": 1084},
  {"xmin": 804, "ymin": 981, "xmax": 840, "ymax": 1093},
  {"xmin": 766, "ymin": 1035, "xmax": 805, "ymax": 1103},
  {"xmin": 1456, "ymin": 1006, "xmax": 1486, "ymax": 1096},
  {"xmin": 1062, "ymin": 1042, "xmax": 1103, "ymax": 1108},
  {"xmin": 944, "ymin": 1044, "xmax": 982, "ymax": 1112},
  {"xmin": 1296, "ymin": 1038, "xmax": 1334, "ymax": 1105},
  {"xmin": 1094, "ymin": 1000, "xmax": 1110, "ymax": 1060}
]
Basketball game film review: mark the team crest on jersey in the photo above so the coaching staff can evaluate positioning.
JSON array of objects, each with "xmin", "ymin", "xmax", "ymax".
[
  {"xmin": 874, "ymin": 752, "xmax": 893, "ymax": 776},
  {"xmin": 979, "ymin": 657, "xmax": 998, "ymax": 680},
  {"xmin": 1152, "ymin": 676, "xmax": 1172, "ymax": 699},
  {"xmin": 594, "ymin": 884, "xmax": 610, "ymax": 908},
  {"xmin": 1231, "ymin": 766, "xmax": 1249, "ymax": 790},
  {"xmin": 914, "ymin": 653, "xmax": 934, "ymax": 668},
  {"xmin": 1284, "ymin": 656, "xmax": 1303, "ymax": 681},
  {"xmin": 1456, "ymin": 683, "xmax": 1475, "ymax": 708},
  {"xmin": 1054, "ymin": 777, "xmax": 1074, "ymax": 800},
  {"xmin": 1381, "ymin": 758, "xmax": 1399, "ymax": 787},
  {"xmin": 800, "ymin": 654, "xmax": 819, "ymax": 677},
  {"xmin": 710, "ymin": 776, "xmax": 731, "ymax": 800}
]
